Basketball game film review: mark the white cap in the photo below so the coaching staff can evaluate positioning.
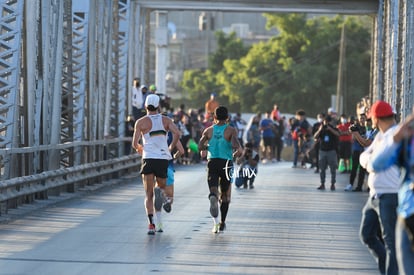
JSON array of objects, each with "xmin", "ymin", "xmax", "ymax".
[
  {"xmin": 145, "ymin": 94, "xmax": 160, "ymax": 108},
  {"xmin": 328, "ymin": 107, "xmax": 336, "ymax": 113}
]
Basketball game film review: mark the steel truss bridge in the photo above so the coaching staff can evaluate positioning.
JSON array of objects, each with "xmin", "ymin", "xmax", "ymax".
[{"xmin": 0, "ymin": 0, "xmax": 413, "ymax": 214}]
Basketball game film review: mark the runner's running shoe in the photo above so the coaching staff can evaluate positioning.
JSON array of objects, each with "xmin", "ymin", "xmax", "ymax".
[
  {"xmin": 163, "ymin": 198, "xmax": 172, "ymax": 213},
  {"xmin": 209, "ymin": 194, "xmax": 219, "ymax": 218},
  {"xmin": 157, "ymin": 223, "xmax": 163, "ymax": 233},
  {"xmin": 212, "ymin": 223, "xmax": 220, "ymax": 234},
  {"xmin": 154, "ymin": 187, "xmax": 163, "ymax": 211},
  {"xmin": 219, "ymin": 222, "xmax": 226, "ymax": 232},
  {"xmin": 148, "ymin": 224, "xmax": 156, "ymax": 235}
]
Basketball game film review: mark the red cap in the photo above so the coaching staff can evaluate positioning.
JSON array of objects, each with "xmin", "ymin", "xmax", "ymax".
[{"xmin": 368, "ymin": 100, "xmax": 394, "ymax": 118}]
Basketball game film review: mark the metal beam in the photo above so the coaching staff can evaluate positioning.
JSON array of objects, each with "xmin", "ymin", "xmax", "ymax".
[{"xmin": 134, "ymin": 0, "xmax": 379, "ymax": 14}]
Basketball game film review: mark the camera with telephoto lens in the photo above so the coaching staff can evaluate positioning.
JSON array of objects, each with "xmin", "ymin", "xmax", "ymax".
[{"xmin": 349, "ymin": 124, "xmax": 361, "ymax": 132}]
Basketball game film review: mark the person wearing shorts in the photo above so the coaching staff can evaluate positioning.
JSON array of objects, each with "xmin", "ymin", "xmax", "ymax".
[
  {"xmin": 154, "ymin": 133, "xmax": 185, "ymax": 232},
  {"xmin": 198, "ymin": 106, "xmax": 243, "ymax": 233},
  {"xmin": 132, "ymin": 94, "xmax": 180, "ymax": 235}
]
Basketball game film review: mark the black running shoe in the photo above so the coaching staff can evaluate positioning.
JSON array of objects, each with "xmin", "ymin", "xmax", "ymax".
[
  {"xmin": 219, "ymin": 222, "xmax": 226, "ymax": 231},
  {"xmin": 209, "ymin": 194, "xmax": 219, "ymax": 218},
  {"xmin": 163, "ymin": 198, "xmax": 172, "ymax": 213}
]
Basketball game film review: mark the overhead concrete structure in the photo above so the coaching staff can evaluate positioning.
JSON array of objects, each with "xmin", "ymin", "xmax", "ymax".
[{"xmin": 135, "ymin": 0, "xmax": 379, "ymax": 14}]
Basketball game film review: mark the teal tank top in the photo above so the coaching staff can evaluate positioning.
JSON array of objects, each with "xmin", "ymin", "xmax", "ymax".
[{"xmin": 207, "ymin": 124, "xmax": 233, "ymax": 160}]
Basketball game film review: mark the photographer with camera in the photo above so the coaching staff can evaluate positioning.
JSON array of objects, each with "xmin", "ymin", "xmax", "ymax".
[
  {"xmin": 235, "ymin": 142, "xmax": 260, "ymax": 189},
  {"xmin": 314, "ymin": 115, "xmax": 340, "ymax": 190},
  {"xmin": 344, "ymin": 113, "xmax": 376, "ymax": 191}
]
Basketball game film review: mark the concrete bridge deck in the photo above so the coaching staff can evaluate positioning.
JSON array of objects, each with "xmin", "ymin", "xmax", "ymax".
[{"xmin": 0, "ymin": 161, "xmax": 378, "ymax": 275}]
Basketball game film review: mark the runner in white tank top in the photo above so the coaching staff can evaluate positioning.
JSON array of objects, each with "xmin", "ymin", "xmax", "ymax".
[
  {"xmin": 142, "ymin": 113, "xmax": 172, "ymax": 160},
  {"xmin": 132, "ymin": 94, "xmax": 181, "ymax": 235}
]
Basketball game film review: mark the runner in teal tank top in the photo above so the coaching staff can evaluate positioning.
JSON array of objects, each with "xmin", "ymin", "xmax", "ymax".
[
  {"xmin": 198, "ymin": 106, "xmax": 243, "ymax": 234},
  {"xmin": 207, "ymin": 124, "xmax": 233, "ymax": 160}
]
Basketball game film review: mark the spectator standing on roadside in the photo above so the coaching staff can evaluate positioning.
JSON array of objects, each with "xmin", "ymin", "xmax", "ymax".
[
  {"xmin": 205, "ymin": 93, "xmax": 219, "ymax": 120},
  {"xmin": 271, "ymin": 104, "xmax": 281, "ymax": 121},
  {"xmin": 337, "ymin": 114, "xmax": 353, "ymax": 173},
  {"xmin": 291, "ymin": 109, "xmax": 312, "ymax": 168},
  {"xmin": 314, "ymin": 115, "xmax": 340, "ymax": 191},
  {"xmin": 260, "ymin": 111, "xmax": 276, "ymax": 163},
  {"xmin": 369, "ymin": 106, "xmax": 414, "ymax": 275},
  {"xmin": 311, "ymin": 113, "xmax": 325, "ymax": 173},
  {"xmin": 359, "ymin": 100, "xmax": 399, "ymax": 275},
  {"xmin": 232, "ymin": 113, "xmax": 247, "ymax": 147},
  {"xmin": 246, "ymin": 113, "xmax": 262, "ymax": 152},
  {"xmin": 345, "ymin": 113, "xmax": 370, "ymax": 192},
  {"xmin": 273, "ymin": 118, "xmax": 284, "ymax": 162},
  {"xmin": 131, "ymin": 78, "xmax": 143, "ymax": 121}
]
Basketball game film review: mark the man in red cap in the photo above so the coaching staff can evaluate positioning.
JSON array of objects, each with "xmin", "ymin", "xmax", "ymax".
[
  {"xmin": 359, "ymin": 100, "xmax": 400, "ymax": 275},
  {"xmin": 369, "ymin": 105, "xmax": 414, "ymax": 274}
]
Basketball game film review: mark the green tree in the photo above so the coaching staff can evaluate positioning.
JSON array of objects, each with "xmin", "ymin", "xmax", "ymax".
[
  {"xmin": 180, "ymin": 31, "xmax": 249, "ymax": 111},
  {"xmin": 209, "ymin": 31, "xmax": 249, "ymax": 73},
  {"xmin": 180, "ymin": 14, "xmax": 372, "ymax": 117},
  {"xmin": 223, "ymin": 14, "xmax": 371, "ymax": 116}
]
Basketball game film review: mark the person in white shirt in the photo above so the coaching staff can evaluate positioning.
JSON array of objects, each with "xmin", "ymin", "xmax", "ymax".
[
  {"xmin": 131, "ymin": 78, "xmax": 143, "ymax": 120},
  {"xmin": 359, "ymin": 100, "xmax": 399, "ymax": 275},
  {"xmin": 132, "ymin": 94, "xmax": 181, "ymax": 235}
]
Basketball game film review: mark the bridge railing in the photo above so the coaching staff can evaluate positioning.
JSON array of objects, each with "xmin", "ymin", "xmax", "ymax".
[{"xmin": 0, "ymin": 139, "xmax": 141, "ymax": 215}]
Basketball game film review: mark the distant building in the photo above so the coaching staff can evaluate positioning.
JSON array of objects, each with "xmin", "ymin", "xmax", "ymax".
[{"xmin": 148, "ymin": 11, "xmax": 279, "ymax": 98}]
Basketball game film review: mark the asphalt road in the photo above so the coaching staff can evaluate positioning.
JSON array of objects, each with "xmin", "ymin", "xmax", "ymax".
[{"xmin": 0, "ymin": 161, "xmax": 378, "ymax": 275}]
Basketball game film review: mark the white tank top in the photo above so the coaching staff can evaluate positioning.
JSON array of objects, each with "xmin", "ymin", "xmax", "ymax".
[{"xmin": 142, "ymin": 114, "xmax": 172, "ymax": 160}]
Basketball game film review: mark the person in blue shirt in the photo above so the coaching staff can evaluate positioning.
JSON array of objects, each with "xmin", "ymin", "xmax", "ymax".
[
  {"xmin": 260, "ymin": 111, "xmax": 276, "ymax": 163},
  {"xmin": 198, "ymin": 106, "xmax": 243, "ymax": 233},
  {"xmin": 369, "ymin": 106, "xmax": 414, "ymax": 275},
  {"xmin": 155, "ymin": 130, "xmax": 185, "ymax": 233}
]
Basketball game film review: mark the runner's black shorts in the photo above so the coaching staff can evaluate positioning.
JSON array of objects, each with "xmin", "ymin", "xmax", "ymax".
[
  {"xmin": 207, "ymin": 158, "xmax": 233, "ymax": 193},
  {"xmin": 140, "ymin": 159, "xmax": 168, "ymax": 178}
]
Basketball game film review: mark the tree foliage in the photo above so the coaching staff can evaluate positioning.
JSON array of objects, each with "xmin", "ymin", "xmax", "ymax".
[{"xmin": 179, "ymin": 14, "xmax": 372, "ymax": 117}]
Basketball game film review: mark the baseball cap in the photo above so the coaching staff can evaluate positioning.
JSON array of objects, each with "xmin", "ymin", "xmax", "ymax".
[
  {"xmin": 368, "ymin": 100, "xmax": 394, "ymax": 118},
  {"xmin": 149, "ymin": 84, "xmax": 157, "ymax": 91},
  {"xmin": 145, "ymin": 94, "xmax": 160, "ymax": 108}
]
